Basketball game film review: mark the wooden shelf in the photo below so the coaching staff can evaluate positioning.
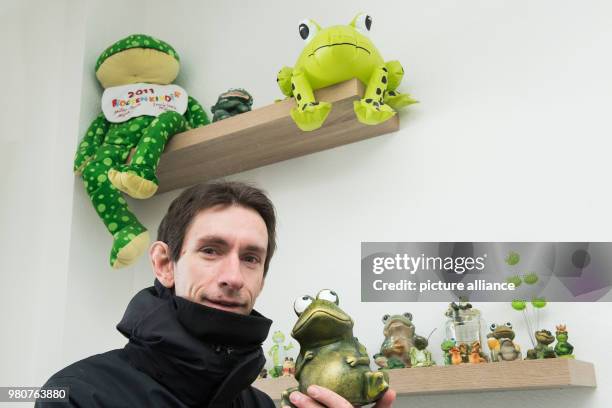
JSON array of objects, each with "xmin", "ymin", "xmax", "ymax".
[
  {"xmin": 155, "ymin": 79, "xmax": 399, "ymax": 193},
  {"xmin": 252, "ymin": 359, "xmax": 596, "ymax": 401}
]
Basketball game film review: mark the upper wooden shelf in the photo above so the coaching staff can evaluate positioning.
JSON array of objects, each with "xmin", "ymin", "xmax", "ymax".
[
  {"xmin": 156, "ymin": 78, "xmax": 399, "ymax": 193},
  {"xmin": 252, "ymin": 359, "xmax": 596, "ymax": 401}
]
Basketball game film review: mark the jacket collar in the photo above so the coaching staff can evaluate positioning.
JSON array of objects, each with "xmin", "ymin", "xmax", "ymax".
[{"xmin": 117, "ymin": 280, "xmax": 272, "ymax": 407}]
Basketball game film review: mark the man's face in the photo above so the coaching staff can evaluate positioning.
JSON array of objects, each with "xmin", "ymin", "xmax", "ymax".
[{"xmin": 172, "ymin": 204, "xmax": 268, "ymax": 315}]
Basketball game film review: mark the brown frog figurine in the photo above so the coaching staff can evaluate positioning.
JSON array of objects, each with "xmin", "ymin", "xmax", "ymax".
[{"xmin": 374, "ymin": 313, "xmax": 415, "ymax": 368}]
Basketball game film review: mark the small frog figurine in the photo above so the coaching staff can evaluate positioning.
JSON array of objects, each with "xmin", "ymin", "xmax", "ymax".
[
  {"xmin": 441, "ymin": 338, "xmax": 456, "ymax": 366},
  {"xmin": 277, "ymin": 13, "xmax": 416, "ymax": 131},
  {"xmin": 281, "ymin": 289, "xmax": 388, "ymax": 407},
  {"xmin": 409, "ymin": 334, "xmax": 435, "ymax": 367},
  {"xmin": 526, "ymin": 329, "xmax": 557, "ymax": 359},
  {"xmin": 486, "ymin": 322, "xmax": 521, "ymax": 362},
  {"xmin": 211, "ymin": 88, "xmax": 253, "ymax": 122},
  {"xmin": 554, "ymin": 324, "xmax": 575, "ymax": 358},
  {"xmin": 374, "ymin": 313, "xmax": 415, "ymax": 369},
  {"xmin": 283, "ymin": 357, "xmax": 296, "ymax": 376},
  {"xmin": 268, "ymin": 331, "xmax": 294, "ymax": 378}
]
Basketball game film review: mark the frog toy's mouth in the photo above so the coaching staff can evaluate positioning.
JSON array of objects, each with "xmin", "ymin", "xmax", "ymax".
[
  {"xmin": 308, "ymin": 42, "xmax": 371, "ymax": 57},
  {"xmin": 494, "ymin": 328, "xmax": 514, "ymax": 339},
  {"xmin": 292, "ymin": 309, "xmax": 353, "ymax": 341}
]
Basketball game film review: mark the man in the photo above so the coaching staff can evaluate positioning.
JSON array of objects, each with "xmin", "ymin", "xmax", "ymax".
[{"xmin": 38, "ymin": 182, "xmax": 396, "ymax": 408}]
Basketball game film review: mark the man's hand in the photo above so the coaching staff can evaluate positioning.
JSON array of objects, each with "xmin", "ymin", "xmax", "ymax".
[{"xmin": 284, "ymin": 385, "xmax": 396, "ymax": 408}]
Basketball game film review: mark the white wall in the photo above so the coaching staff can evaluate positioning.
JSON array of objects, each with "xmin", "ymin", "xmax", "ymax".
[{"xmin": 2, "ymin": 0, "xmax": 612, "ymax": 407}]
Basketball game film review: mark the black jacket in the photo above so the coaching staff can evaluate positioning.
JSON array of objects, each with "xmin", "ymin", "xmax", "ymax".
[{"xmin": 36, "ymin": 280, "xmax": 274, "ymax": 408}]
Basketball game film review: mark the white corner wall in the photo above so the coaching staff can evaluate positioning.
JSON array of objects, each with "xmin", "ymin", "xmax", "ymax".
[{"xmin": 2, "ymin": 0, "xmax": 612, "ymax": 407}]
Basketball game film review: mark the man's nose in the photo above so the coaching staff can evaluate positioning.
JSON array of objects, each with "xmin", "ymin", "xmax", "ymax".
[{"xmin": 217, "ymin": 253, "xmax": 244, "ymax": 291}]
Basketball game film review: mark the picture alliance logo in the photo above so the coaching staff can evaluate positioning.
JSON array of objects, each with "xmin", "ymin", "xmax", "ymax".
[{"xmin": 371, "ymin": 253, "xmax": 488, "ymax": 275}]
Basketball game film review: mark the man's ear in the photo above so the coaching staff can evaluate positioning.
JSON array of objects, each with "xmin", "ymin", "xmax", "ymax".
[{"xmin": 150, "ymin": 241, "xmax": 175, "ymax": 288}]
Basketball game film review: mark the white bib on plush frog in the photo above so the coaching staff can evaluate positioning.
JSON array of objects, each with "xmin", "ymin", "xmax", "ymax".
[{"xmin": 102, "ymin": 83, "xmax": 188, "ymax": 123}]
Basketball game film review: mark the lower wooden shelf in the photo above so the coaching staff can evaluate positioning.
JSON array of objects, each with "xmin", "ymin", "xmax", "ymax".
[{"xmin": 252, "ymin": 359, "xmax": 596, "ymax": 401}]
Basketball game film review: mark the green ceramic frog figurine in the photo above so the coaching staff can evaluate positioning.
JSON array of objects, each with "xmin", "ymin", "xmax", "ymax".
[
  {"xmin": 277, "ymin": 13, "xmax": 416, "ymax": 131},
  {"xmin": 526, "ymin": 329, "xmax": 557, "ymax": 359},
  {"xmin": 281, "ymin": 289, "xmax": 389, "ymax": 407},
  {"xmin": 486, "ymin": 322, "xmax": 522, "ymax": 362},
  {"xmin": 211, "ymin": 88, "xmax": 253, "ymax": 122},
  {"xmin": 554, "ymin": 324, "xmax": 575, "ymax": 358},
  {"xmin": 441, "ymin": 338, "xmax": 456, "ymax": 365},
  {"xmin": 268, "ymin": 331, "xmax": 294, "ymax": 378},
  {"xmin": 409, "ymin": 335, "xmax": 435, "ymax": 367},
  {"xmin": 374, "ymin": 313, "xmax": 415, "ymax": 369}
]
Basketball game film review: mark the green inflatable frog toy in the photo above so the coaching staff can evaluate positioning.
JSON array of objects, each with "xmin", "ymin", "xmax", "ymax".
[
  {"xmin": 281, "ymin": 289, "xmax": 389, "ymax": 407},
  {"xmin": 73, "ymin": 34, "xmax": 209, "ymax": 268},
  {"xmin": 277, "ymin": 13, "xmax": 417, "ymax": 131}
]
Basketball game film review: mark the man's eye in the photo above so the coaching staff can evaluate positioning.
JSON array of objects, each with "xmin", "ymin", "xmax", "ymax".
[
  {"xmin": 200, "ymin": 247, "xmax": 218, "ymax": 255},
  {"xmin": 243, "ymin": 255, "xmax": 261, "ymax": 264}
]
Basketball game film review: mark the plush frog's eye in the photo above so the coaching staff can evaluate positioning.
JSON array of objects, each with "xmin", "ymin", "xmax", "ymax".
[
  {"xmin": 317, "ymin": 289, "xmax": 339, "ymax": 305},
  {"xmin": 298, "ymin": 19, "xmax": 319, "ymax": 44},
  {"xmin": 351, "ymin": 13, "xmax": 372, "ymax": 34},
  {"xmin": 294, "ymin": 295, "xmax": 314, "ymax": 316}
]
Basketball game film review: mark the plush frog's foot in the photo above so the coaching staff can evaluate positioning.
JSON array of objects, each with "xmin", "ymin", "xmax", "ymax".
[
  {"xmin": 281, "ymin": 387, "xmax": 299, "ymax": 408},
  {"xmin": 110, "ymin": 227, "xmax": 150, "ymax": 269},
  {"xmin": 290, "ymin": 101, "xmax": 332, "ymax": 131},
  {"xmin": 353, "ymin": 98, "xmax": 395, "ymax": 126},
  {"xmin": 384, "ymin": 90, "xmax": 418, "ymax": 110},
  {"xmin": 108, "ymin": 164, "xmax": 159, "ymax": 199},
  {"xmin": 364, "ymin": 370, "xmax": 389, "ymax": 402}
]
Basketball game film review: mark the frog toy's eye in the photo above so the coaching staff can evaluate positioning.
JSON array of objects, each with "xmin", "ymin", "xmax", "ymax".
[
  {"xmin": 382, "ymin": 314, "xmax": 390, "ymax": 323},
  {"xmin": 317, "ymin": 289, "xmax": 339, "ymax": 305},
  {"xmin": 490, "ymin": 323, "xmax": 497, "ymax": 331},
  {"xmin": 505, "ymin": 322, "xmax": 513, "ymax": 329},
  {"xmin": 294, "ymin": 295, "xmax": 314, "ymax": 316},
  {"xmin": 351, "ymin": 13, "xmax": 372, "ymax": 34},
  {"xmin": 298, "ymin": 19, "xmax": 319, "ymax": 44},
  {"xmin": 403, "ymin": 312, "xmax": 413, "ymax": 321}
]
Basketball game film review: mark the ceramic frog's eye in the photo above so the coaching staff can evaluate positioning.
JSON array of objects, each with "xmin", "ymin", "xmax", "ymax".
[
  {"xmin": 403, "ymin": 312, "xmax": 413, "ymax": 321},
  {"xmin": 490, "ymin": 323, "xmax": 497, "ymax": 331},
  {"xmin": 505, "ymin": 322, "xmax": 513, "ymax": 329},
  {"xmin": 294, "ymin": 295, "xmax": 314, "ymax": 316},
  {"xmin": 298, "ymin": 19, "xmax": 318, "ymax": 44},
  {"xmin": 317, "ymin": 289, "xmax": 339, "ymax": 305},
  {"xmin": 352, "ymin": 13, "xmax": 372, "ymax": 34},
  {"xmin": 382, "ymin": 314, "xmax": 390, "ymax": 323}
]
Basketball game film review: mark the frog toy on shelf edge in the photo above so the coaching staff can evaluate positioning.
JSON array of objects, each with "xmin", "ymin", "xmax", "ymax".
[
  {"xmin": 281, "ymin": 289, "xmax": 389, "ymax": 407},
  {"xmin": 374, "ymin": 313, "xmax": 415, "ymax": 369},
  {"xmin": 211, "ymin": 88, "xmax": 253, "ymax": 122},
  {"xmin": 409, "ymin": 335, "xmax": 435, "ymax": 367},
  {"xmin": 526, "ymin": 329, "xmax": 557, "ymax": 359},
  {"xmin": 277, "ymin": 13, "xmax": 416, "ymax": 131},
  {"xmin": 441, "ymin": 338, "xmax": 456, "ymax": 366},
  {"xmin": 554, "ymin": 324, "xmax": 575, "ymax": 359},
  {"xmin": 73, "ymin": 34, "xmax": 209, "ymax": 268},
  {"xmin": 486, "ymin": 322, "xmax": 522, "ymax": 362},
  {"xmin": 267, "ymin": 331, "xmax": 294, "ymax": 378}
]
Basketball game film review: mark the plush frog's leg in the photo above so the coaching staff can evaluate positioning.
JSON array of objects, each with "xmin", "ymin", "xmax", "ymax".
[
  {"xmin": 74, "ymin": 113, "xmax": 110, "ymax": 175},
  {"xmin": 277, "ymin": 66, "xmax": 294, "ymax": 97},
  {"xmin": 82, "ymin": 144, "xmax": 149, "ymax": 268},
  {"xmin": 363, "ymin": 370, "xmax": 389, "ymax": 402},
  {"xmin": 289, "ymin": 68, "xmax": 332, "ymax": 131},
  {"xmin": 382, "ymin": 60, "xmax": 418, "ymax": 110},
  {"xmin": 281, "ymin": 387, "xmax": 299, "ymax": 408},
  {"xmin": 354, "ymin": 65, "xmax": 396, "ymax": 125},
  {"xmin": 108, "ymin": 111, "xmax": 187, "ymax": 199}
]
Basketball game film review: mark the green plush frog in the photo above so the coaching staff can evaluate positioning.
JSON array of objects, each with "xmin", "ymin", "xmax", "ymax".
[
  {"xmin": 526, "ymin": 329, "xmax": 557, "ymax": 359},
  {"xmin": 281, "ymin": 289, "xmax": 388, "ymax": 407},
  {"xmin": 73, "ymin": 34, "xmax": 209, "ymax": 268},
  {"xmin": 277, "ymin": 13, "xmax": 416, "ymax": 131}
]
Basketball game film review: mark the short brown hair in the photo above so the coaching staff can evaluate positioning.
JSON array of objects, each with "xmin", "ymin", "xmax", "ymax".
[{"xmin": 157, "ymin": 181, "xmax": 277, "ymax": 275}]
